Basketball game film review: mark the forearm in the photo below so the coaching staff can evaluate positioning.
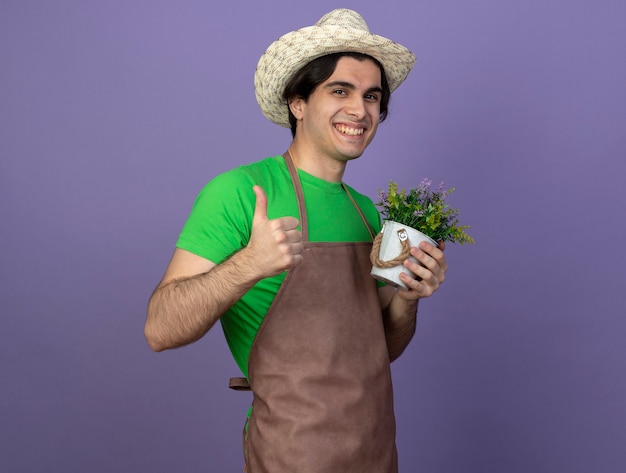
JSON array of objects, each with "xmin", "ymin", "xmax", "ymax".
[
  {"xmin": 383, "ymin": 293, "xmax": 419, "ymax": 362},
  {"xmin": 381, "ymin": 241, "xmax": 448, "ymax": 361},
  {"xmin": 145, "ymin": 249, "xmax": 260, "ymax": 351}
]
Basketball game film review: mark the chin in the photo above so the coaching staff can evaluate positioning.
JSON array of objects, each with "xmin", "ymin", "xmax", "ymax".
[{"xmin": 334, "ymin": 149, "xmax": 364, "ymax": 162}]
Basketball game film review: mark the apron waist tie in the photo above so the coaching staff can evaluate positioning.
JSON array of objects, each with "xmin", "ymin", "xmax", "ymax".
[{"xmin": 229, "ymin": 377, "xmax": 251, "ymax": 391}]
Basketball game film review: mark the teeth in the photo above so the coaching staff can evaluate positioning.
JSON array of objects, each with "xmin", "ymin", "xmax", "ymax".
[{"xmin": 336, "ymin": 125, "xmax": 364, "ymax": 136}]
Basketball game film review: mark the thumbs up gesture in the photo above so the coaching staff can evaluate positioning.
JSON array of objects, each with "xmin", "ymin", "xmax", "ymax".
[{"xmin": 247, "ymin": 185, "xmax": 304, "ymax": 278}]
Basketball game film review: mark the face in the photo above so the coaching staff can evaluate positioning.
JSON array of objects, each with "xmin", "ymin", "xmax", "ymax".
[{"xmin": 290, "ymin": 56, "xmax": 383, "ymax": 163}]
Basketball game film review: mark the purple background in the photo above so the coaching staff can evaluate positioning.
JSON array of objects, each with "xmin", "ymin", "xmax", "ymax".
[{"xmin": 2, "ymin": 1, "xmax": 625, "ymax": 472}]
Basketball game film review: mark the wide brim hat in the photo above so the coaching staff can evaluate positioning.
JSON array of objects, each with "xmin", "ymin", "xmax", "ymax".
[{"xmin": 255, "ymin": 8, "xmax": 416, "ymax": 127}]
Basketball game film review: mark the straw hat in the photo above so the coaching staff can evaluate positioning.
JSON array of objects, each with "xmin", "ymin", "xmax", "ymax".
[{"xmin": 254, "ymin": 8, "xmax": 416, "ymax": 127}]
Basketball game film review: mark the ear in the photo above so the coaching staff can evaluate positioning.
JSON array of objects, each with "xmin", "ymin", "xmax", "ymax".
[{"xmin": 288, "ymin": 97, "xmax": 305, "ymax": 121}]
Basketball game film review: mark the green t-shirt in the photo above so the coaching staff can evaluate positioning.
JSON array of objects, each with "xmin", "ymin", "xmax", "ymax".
[{"xmin": 176, "ymin": 155, "xmax": 382, "ymax": 377}]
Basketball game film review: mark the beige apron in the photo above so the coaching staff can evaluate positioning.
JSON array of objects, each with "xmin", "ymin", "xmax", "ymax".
[{"xmin": 238, "ymin": 152, "xmax": 397, "ymax": 473}]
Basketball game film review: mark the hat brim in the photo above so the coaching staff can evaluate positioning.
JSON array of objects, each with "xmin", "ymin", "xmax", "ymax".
[{"xmin": 255, "ymin": 24, "xmax": 416, "ymax": 127}]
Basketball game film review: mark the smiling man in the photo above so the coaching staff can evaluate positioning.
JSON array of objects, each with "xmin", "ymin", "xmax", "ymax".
[{"xmin": 145, "ymin": 9, "xmax": 448, "ymax": 473}]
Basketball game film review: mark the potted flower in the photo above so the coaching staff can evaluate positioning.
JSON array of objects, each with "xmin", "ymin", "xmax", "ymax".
[{"xmin": 370, "ymin": 179, "xmax": 474, "ymax": 288}]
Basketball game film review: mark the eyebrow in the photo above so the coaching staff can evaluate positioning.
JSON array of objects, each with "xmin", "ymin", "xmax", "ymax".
[{"xmin": 324, "ymin": 81, "xmax": 383, "ymax": 95}]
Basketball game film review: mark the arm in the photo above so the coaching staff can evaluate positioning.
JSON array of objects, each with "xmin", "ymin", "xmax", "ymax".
[
  {"xmin": 378, "ymin": 241, "xmax": 448, "ymax": 361},
  {"xmin": 144, "ymin": 186, "xmax": 303, "ymax": 352}
]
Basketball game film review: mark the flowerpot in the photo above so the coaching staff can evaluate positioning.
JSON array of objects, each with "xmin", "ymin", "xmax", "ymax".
[{"xmin": 370, "ymin": 220, "xmax": 437, "ymax": 289}]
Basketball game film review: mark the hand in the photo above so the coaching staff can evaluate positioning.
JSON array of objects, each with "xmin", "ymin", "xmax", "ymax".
[
  {"xmin": 246, "ymin": 185, "xmax": 304, "ymax": 278},
  {"xmin": 397, "ymin": 241, "xmax": 448, "ymax": 300}
]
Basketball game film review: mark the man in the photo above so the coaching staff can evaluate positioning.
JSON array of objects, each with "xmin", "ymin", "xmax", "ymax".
[{"xmin": 146, "ymin": 8, "xmax": 447, "ymax": 473}]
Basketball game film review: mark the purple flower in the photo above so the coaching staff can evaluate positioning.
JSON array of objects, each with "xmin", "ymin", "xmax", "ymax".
[
  {"xmin": 418, "ymin": 178, "xmax": 433, "ymax": 191},
  {"xmin": 375, "ymin": 178, "xmax": 474, "ymax": 245}
]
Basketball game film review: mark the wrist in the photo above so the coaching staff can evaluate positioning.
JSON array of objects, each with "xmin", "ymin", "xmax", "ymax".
[
  {"xmin": 229, "ymin": 246, "xmax": 273, "ymax": 284},
  {"xmin": 386, "ymin": 292, "xmax": 418, "ymax": 323}
]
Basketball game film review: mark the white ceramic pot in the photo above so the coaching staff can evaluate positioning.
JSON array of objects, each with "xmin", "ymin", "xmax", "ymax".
[{"xmin": 370, "ymin": 220, "xmax": 437, "ymax": 289}]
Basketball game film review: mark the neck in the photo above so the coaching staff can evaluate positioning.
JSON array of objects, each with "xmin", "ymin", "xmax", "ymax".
[{"xmin": 287, "ymin": 142, "xmax": 347, "ymax": 183}]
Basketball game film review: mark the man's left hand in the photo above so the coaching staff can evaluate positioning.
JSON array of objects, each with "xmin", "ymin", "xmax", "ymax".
[{"xmin": 397, "ymin": 241, "xmax": 448, "ymax": 300}]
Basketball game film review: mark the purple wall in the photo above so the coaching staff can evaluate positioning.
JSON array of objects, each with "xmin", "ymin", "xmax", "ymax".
[{"xmin": 2, "ymin": 1, "xmax": 625, "ymax": 471}]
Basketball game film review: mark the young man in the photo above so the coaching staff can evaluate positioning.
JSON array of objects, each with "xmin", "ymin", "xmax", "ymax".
[{"xmin": 146, "ymin": 9, "xmax": 447, "ymax": 473}]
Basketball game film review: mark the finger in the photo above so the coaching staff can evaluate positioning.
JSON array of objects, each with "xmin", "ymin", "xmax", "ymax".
[
  {"xmin": 252, "ymin": 185, "xmax": 268, "ymax": 224},
  {"xmin": 410, "ymin": 247, "xmax": 436, "ymax": 270},
  {"xmin": 403, "ymin": 257, "xmax": 429, "ymax": 281},
  {"xmin": 418, "ymin": 240, "xmax": 442, "ymax": 257},
  {"xmin": 398, "ymin": 272, "xmax": 425, "ymax": 297},
  {"xmin": 292, "ymin": 253, "xmax": 305, "ymax": 268},
  {"xmin": 402, "ymin": 268, "xmax": 438, "ymax": 295},
  {"xmin": 417, "ymin": 242, "xmax": 447, "ymax": 270},
  {"xmin": 404, "ymin": 250, "xmax": 443, "ymax": 282},
  {"xmin": 409, "ymin": 251, "xmax": 446, "ymax": 283},
  {"xmin": 275, "ymin": 216, "xmax": 300, "ymax": 231},
  {"xmin": 291, "ymin": 242, "xmax": 304, "ymax": 257},
  {"xmin": 285, "ymin": 227, "xmax": 302, "ymax": 243}
]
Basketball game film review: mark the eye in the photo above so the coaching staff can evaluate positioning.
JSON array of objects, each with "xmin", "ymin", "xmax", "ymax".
[{"xmin": 365, "ymin": 93, "xmax": 380, "ymax": 102}]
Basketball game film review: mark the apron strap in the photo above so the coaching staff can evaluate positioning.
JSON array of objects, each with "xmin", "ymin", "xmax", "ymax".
[
  {"xmin": 283, "ymin": 150, "xmax": 309, "ymax": 241},
  {"xmin": 342, "ymin": 183, "xmax": 376, "ymax": 240}
]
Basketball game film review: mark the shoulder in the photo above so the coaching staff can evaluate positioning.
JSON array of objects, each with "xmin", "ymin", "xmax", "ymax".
[
  {"xmin": 192, "ymin": 156, "xmax": 286, "ymax": 206},
  {"xmin": 201, "ymin": 156, "xmax": 285, "ymax": 191}
]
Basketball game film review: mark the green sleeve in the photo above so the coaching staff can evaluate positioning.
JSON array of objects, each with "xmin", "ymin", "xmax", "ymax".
[{"xmin": 176, "ymin": 169, "xmax": 256, "ymax": 264}]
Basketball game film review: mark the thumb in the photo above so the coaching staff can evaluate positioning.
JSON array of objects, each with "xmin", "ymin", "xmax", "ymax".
[{"xmin": 252, "ymin": 185, "xmax": 268, "ymax": 224}]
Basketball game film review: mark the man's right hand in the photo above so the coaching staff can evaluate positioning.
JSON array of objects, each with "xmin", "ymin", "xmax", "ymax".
[
  {"xmin": 145, "ymin": 185, "xmax": 304, "ymax": 351},
  {"xmin": 247, "ymin": 185, "xmax": 304, "ymax": 278}
]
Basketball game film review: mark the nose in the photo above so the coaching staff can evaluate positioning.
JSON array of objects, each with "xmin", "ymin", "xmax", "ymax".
[{"xmin": 346, "ymin": 97, "xmax": 366, "ymax": 120}]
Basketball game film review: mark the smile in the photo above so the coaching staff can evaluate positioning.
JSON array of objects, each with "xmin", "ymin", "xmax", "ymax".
[{"xmin": 335, "ymin": 124, "xmax": 365, "ymax": 136}]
